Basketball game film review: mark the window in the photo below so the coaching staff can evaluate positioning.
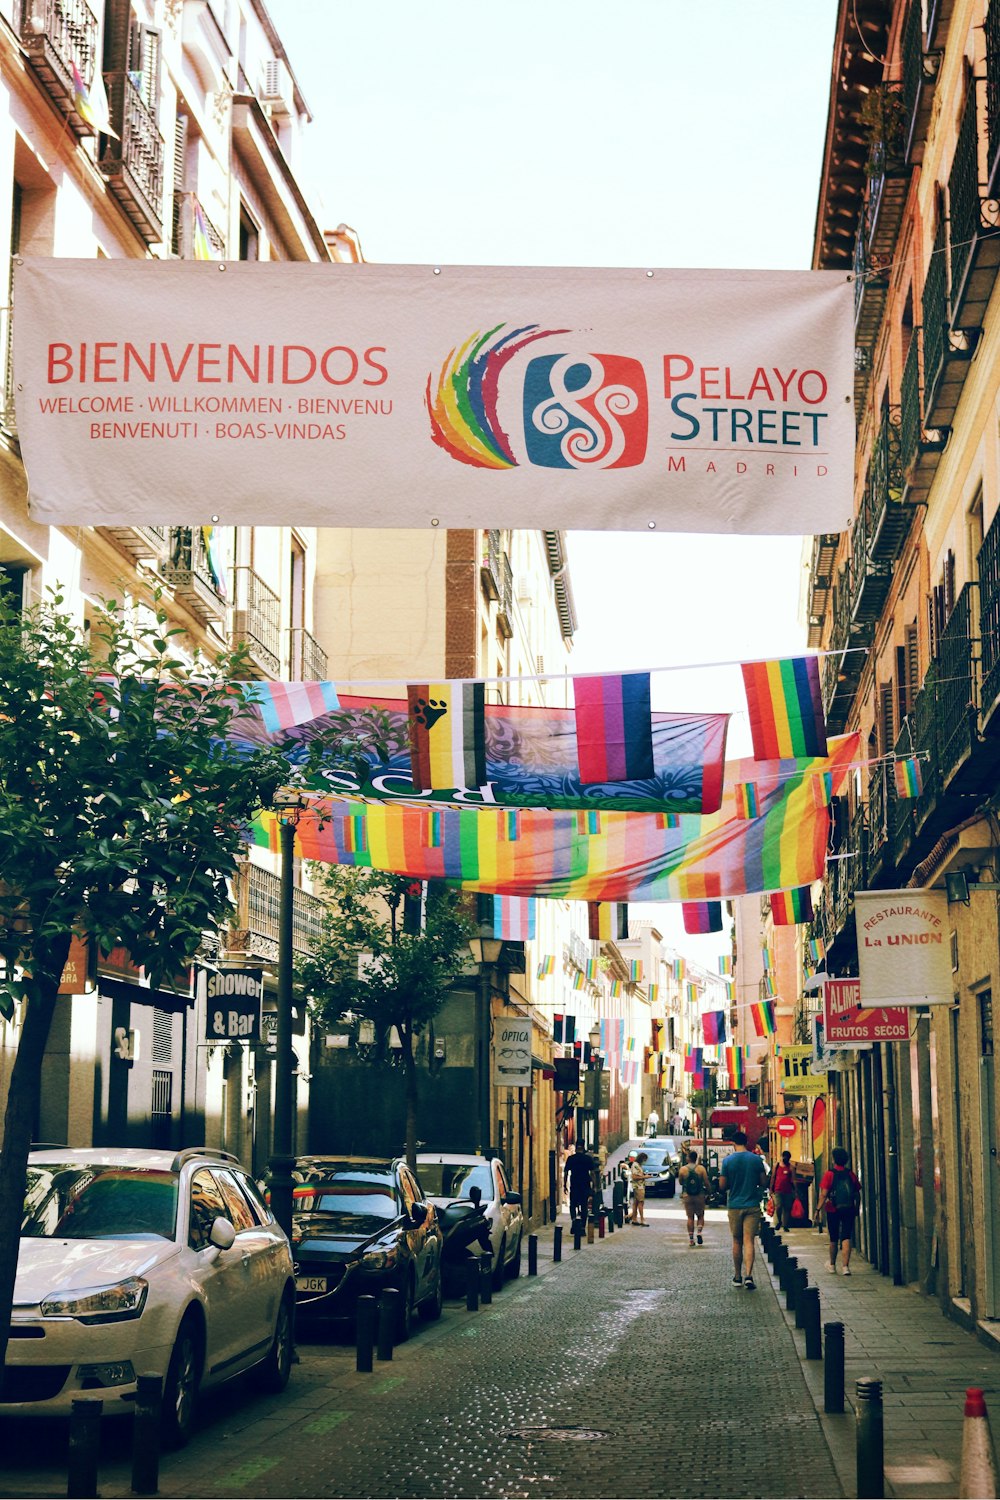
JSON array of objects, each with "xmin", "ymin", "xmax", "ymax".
[
  {"xmin": 188, "ymin": 1168, "xmax": 229, "ymax": 1250},
  {"xmin": 213, "ymin": 1168, "xmax": 256, "ymax": 1232},
  {"xmin": 235, "ymin": 1171, "xmax": 273, "ymax": 1225}
]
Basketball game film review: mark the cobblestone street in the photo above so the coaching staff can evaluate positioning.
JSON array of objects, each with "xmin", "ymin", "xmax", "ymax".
[{"xmin": 0, "ymin": 1203, "xmax": 844, "ymax": 1500}]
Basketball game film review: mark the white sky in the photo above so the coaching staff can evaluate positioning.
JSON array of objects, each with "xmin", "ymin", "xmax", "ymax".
[{"xmin": 265, "ymin": 0, "xmax": 840, "ymax": 962}]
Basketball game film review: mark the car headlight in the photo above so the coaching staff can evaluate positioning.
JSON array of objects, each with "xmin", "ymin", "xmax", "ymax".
[
  {"xmin": 40, "ymin": 1277, "xmax": 148, "ymax": 1324},
  {"xmin": 361, "ymin": 1247, "xmax": 397, "ymax": 1272}
]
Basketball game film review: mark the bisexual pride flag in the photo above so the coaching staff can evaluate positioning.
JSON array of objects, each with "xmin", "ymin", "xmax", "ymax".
[
  {"xmin": 741, "ymin": 656, "xmax": 827, "ymax": 761},
  {"xmin": 574, "ymin": 672, "xmax": 654, "ymax": 784},
  {"xmin": 407, "ymin": 680, "xmax": 486, "ymax": 792},
  {"xmin": 682, "ymin": 901, "xmax": 723, "ymax": 934},
  {"xmin": 770, "ymin": 886, "xmax": 813, "ymax": 925},
  {"xmin": 702, "ymin": 1009, "xmax": 727, "ymax": 1046}
]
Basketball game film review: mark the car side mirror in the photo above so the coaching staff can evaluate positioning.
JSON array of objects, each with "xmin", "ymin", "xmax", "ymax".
[
  {"xmin": 209, "ymin": 1217, "xmax": 237, "ymax": 1250},
  {"xmin": 409, "ymin": 1201, "xmax": 428, "ymax": 1226},
  {"xmin": 505, "ymin": 1191, "xmax": 522, "ymax": 1206}
]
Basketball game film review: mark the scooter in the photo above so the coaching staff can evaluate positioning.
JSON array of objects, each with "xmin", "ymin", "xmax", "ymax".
[{"xmin": 437, "ymin": 1185, "xmax": 493, "ymax": 1296}]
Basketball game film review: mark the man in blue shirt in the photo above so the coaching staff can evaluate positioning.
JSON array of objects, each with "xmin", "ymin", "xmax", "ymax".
[{"xmin": 719, "ymin": 1131, "xmax": 768, "ymax": 1290}]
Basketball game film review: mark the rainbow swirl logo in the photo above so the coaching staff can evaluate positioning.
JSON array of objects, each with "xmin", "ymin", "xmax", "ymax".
[{"xmin": 426, "ymin": 324, "xmax": 648, "ymax": 471}]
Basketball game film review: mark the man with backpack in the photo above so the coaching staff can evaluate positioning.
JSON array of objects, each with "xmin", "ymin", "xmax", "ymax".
[
  {"xmin": 817, "ymin": 1146, "xmax": 862, "ymax": 1274},
  {"xmin": 679, "ymin": 1148, "xmax": 710, "ymax": 1246}
]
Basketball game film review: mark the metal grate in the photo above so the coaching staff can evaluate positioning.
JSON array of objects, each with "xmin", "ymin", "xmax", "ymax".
[
  {"xmin": 152, "ymin": 1008, "xmax": 173, "ymax": 1065},
  {"xmin": 151, "ymin": 1068, "xmax": 172, "ymax": 1117}
]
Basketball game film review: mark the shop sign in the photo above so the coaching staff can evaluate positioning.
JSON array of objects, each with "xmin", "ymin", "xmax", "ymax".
[
  {"xmin": 780, "ymin": 1044, "xmax": 825, "ymax": 1096},
  {"xmin": 205, "ymin": 968, "xmax": 262, "ymax": 1041},
  {"xmin": 824, "ymin": 977, "xmax": 908, "ymax": 1046},
  {"xmin": 854, "ymin": 888, "xmax": 952, "ymax": 1004},
  {"xmin": 494, "ymin": 1018, "xmax": 532, "ymax": 1087}
]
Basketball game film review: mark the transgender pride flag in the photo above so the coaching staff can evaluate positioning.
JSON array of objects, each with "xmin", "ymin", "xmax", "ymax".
[
  {"xmin": 490, "ymin": 896, "xmax": 536, "ymax": 940},
  {"xmin": 241, "ymin": 680, "xmax": 340, "ymax": 733},
  {"xmin": 574, "ymin": 672, "xmax": 654, "ymax": 783}
]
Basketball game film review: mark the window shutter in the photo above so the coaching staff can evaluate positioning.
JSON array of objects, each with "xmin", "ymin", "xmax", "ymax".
[{"xmin": 879, "ymin": 681, "xmax": 895, "ymax": 756}]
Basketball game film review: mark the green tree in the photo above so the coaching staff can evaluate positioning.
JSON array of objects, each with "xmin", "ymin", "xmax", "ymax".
[
  {"xmin": 0, "ymin": 592, "xmax": 289, "ymax": 1377},
  {"xmin": 298, "ymin": 868, "xmax": 474, "ymax": 1165}
]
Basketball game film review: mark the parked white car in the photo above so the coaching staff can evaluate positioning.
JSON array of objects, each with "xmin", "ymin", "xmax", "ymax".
[
  {"xmin": 416, "ymin": 1152, "xmax": 523, "ymax": 1288},
  {"xmin": 4, "ymin": 1147, "xmax": 295, "ymax": 1446}
]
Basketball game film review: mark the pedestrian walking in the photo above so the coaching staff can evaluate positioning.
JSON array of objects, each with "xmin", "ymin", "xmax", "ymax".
[
  {"xmin": 629, "ymin": 1151, "xmax": 649, "ymax": 1225},
  {"xmin": 679, "ymin": 1148, "xmax": 710, "ymax": 1246},
  {"xmin": 817, "ymin": 1146, "xmax": 862, "ymax": 1274},
  {"xmin": 719, "ymin": 1130, "xmax": 768, "ymax": 1290},
  {"xmin": 563, "ymin": 1141, "xmax": 595, "ymax": 1232},
  {"xmin": 770, "ymin": 1150, "xmax": 798, "ymax": 1232},
  {"xmin": 646, "ymin": 1109, "xmax": 659, "ymax": 1138}
]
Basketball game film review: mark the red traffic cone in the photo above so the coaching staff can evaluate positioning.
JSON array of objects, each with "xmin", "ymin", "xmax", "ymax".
[{"xmin": 959, "ymin": 1388, "xmax": 999, "ymax": 1499}]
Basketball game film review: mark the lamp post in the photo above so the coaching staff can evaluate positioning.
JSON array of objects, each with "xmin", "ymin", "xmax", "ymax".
[
  {"xmin": 588, "ymin": 1023, "xmax": 602, "ymax": 1161},
  {"xmin": 268, "ymin": 788, "xmax": 307, "ymax": 1240},
  {"xmin": 468, "ymin": 935, "xmax": 502, "ymax": 1155}
]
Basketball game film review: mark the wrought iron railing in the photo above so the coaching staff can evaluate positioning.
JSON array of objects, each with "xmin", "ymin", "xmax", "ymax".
[
  {"xmin": 890, "ymin": 726, "xmax": 914, "ymax": 866},
  {"xmin": 101, "ymin": 71, "xmax": 164, "ymax": 238},
  {"xmin": 243, "ymin": 863, "xmax": 325, "ymax": 956},
  {"xmin": 0, "ymin": 305, "xmax": 15, "ymax": 435},
  {"xmin": 987, "ymin": 0, "xmax": 1000, "ymax": 178},
  {"xmin": 922, "ymin": 221, "xmax": 948, "ymax": 403},
  {"xmin": 910, "ymin": 663, "xmax": 941, "ymax": 828},
  {"xmin": 901, "ymin": 0, "xmax": 924, "ymax": 144},
  {"xmin": 163, "ymin": 528, "xmax": 226, "ymax": 601},
  {"xmin": 867, "ymin": 760, "xmax": 889, "ymax": 868},
  {"xmin": 290, "ymin": 626, "xmax": 328, "ymax": 681},
  {"xmin": 949, "ymin": 84, "xmax": 986, "ymax": 302},
  {"xmin": 935, "ymin": 582, "xmax": 979, "ymax": 784},
  {"xmin": 171, "ymin": 193, "xmax": 226, "ymax": 260},
  {"xmin": 232, "ymin": 567, "xmax": 281, "ymax": 678},
  {"xmin": 481, "ymin": 529, "xmax": 502, "ymax": 601},
  {"xmin": 18, "ymin": 0, "xmax": 99, "ymax": 101},
  {"xmin": 899, "ymin": 334, "xmax": 921, "ymax": 472},
  {"xmin": 979, "ymin": 506, "xmax": 1000, "ymax": 716}
]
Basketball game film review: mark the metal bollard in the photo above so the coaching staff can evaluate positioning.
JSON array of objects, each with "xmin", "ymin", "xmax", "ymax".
[
  {"xmin": 67, "ymin": 1397, "xmax": 102, "ymax": 1500},
  {"xmin": 794, "ymin": 1267, "xmax": 810, "ymax": 1328},
  {"xmin": 553, "ymin": 1224, "xmax": 563, "ymax": 1262},
  {"xmin": 528, "ymin": 1234, "xmax": 538, "ymax": 1275},
  {"xmin": 586, "ymin": 1218, "xmax": 595, "ymax": 1245},
  {"xmin": 464, "ymin": 1256, "xmax": 480, "ymax": 1311},
  {"xmin": 824, "ymin": 1321, "xmax": 845, "ymax": 1413},
  {"xmin": 856, "ymin": 1378, "xmax": 885, "ymax": 1500},
  {"xmin": 607, "ymin": 1211, "xmax": 615, "ymax": 1235},
  {"xmin": 479, "ymin": 1255, "xmax": 493, "ymax": 1305},
  {"xmin": 131, "ymin": 1374, "xmax": 162, "ymax": 1495},
  {"xmin": 784, "ymin": 1256, "xmax": 799, "ymax": 1309},
  {"xmin": 356, "ymin": 1295, "xmax": 377, "ymax": 1372},
  {"xmin": 573, "ymin": 1222, "xmax": 583, "ymax": 1251},
  {"xmin": 598, "ymin": 1212, "xmax": 606, "ymax": 1240},
  {"xmin": 801, "ymin": 1286, "xmax": 822, "ymax": 1360},
  {"xmin": 614, "ymin": 1203, "xmax": 624, "ymax": 1228},
  {"xmin": 377, "ymin": 1287, "xmax": 398, "ymax": 1359}
]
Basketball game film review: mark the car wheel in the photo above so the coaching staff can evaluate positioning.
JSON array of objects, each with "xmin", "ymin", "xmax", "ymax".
[
  {"xmin": 161, "ymin": 1315, "xmax": 202, "ymax": 1450},
  {"xmin": 492, "ymin": 1237, "xmax": 506, "ymax": 1290},
  {"xmin": 396, "ymin": 1272, "xmax": 416, "ymax": 1343},
  {"xmin": 507, "ymin": 1232, "xmax": 522, "ymax": 1279},
  {"xmin": 418, "ymin": 1267, "xmax": 443, "ymax": 1321},
  {"xmin": 252, "ymin": 1291, "xmax": 294, "ymax": 1393}
]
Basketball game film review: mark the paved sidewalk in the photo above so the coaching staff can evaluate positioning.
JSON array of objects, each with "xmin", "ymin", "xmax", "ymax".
[{"xmin": 761, "ymin": 1219, "xmax": 1000, "ymax": 1499}]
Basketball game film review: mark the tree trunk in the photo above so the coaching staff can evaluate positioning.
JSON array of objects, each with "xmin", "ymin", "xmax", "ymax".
[
  {"xmin": 0, "ymin": 979, "xmax": 60, "ymax": 1383},
  {"xmin": 402, "ymin": 1027, "xmax": 419, "ymax": 1170}
]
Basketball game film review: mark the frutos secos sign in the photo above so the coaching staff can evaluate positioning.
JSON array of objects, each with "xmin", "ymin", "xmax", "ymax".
[{"xmin": 205, "ymin": 968, "xmax": 263, "ymax": 1041}]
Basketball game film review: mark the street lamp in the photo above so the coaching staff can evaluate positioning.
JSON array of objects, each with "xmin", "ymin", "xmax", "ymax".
[
  {"xmin": 701, "ymin": 1061, "xmax": 718, "ymax": 1179},
  {"xmin": 588, "ymin": 1022, "xmax": 602, "ymax": 1161},
  {"xmin": 269, "ymin": 787, "xmax": 307, "ymax": 1239},
  {"xmin": 468, "ymin": 935, "xmax": 502, "ymax": 1155}
]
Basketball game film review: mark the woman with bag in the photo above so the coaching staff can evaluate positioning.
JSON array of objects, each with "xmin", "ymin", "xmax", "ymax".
[
  {"xmin": 770, "ymin": 1150, "xmax": 798, "ymax": 1231},
  {"xmin": 679, "ymin": 1149, "xmax": 710, "ymax": 1246}
]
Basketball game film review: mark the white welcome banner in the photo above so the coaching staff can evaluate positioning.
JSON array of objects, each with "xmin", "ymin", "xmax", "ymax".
[
  {"xmin": 855, "ymin": 888, "xmax": 953, "ymax": 1006},
  {"xmin": 13, "ymin": 259, "xmax": 854, "ymax": 534}
]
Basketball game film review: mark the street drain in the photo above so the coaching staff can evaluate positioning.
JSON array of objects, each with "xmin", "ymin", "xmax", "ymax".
[{"xmin": 505, "ymin": 1427, "xmax": 609, "ymax": 1442}]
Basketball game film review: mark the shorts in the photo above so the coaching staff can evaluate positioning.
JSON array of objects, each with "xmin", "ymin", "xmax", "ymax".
[
  {"xmin": 682, "ymin": 1193, "xmax": 706, "ymax": 1213},
  {"xmin": 632, "ymin": 1185, "xmax": 645, "ymax": 1201},
  {"xmin": 727, "ymin": 1206, "xmax": 762, "ymax": 1238},
  {"xmin": 827, "ymin": 1209, "xmax": 855, "ymax": 1243}
]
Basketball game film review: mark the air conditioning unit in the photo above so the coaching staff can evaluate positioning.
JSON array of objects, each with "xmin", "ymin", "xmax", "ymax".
[{"xmin": 261, "ymin": 58, "xmax": 294, "ymax": 116}]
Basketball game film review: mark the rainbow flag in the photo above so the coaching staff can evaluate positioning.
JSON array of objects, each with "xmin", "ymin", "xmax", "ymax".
[
  {"xmin": 585, "ymin": 958, "xmax": 601, "ymax": 981},
  {"xmin": 808, "ymin": 938, "xmax": 826, "ymax": 963},
  {"xmin": 725, "ymin": 1045, "xmax": 745, "ymax": 1086},
  {"xmin": 574, "ymin": 672, "xmax": 654, "ymax": 783},
  {"xmin": 647, "ymin": 983, "xmax": 660, "ymax": 1005},
  {"xmin": 343, "ymin": 814, "xmax": 367, "ymax": 853},
  {"xmin": 750, "ymin": 999, "xmax": 776, "ymax": 1037},
  {"xmin": 575, "ymin": 810, "xmax": 602, "ymax": 835},
  {"xmin": 770, "ymin": 886, "xmax": 814, "ymax": 925},
  {"xmin": 894, "ymin": 757, "xmax": 923, "ymax": 798},
  {"xmin": 422, "ymin": 810, "xmax": 444, "ymax": 848},
  {"xmin": 742, "ymin": 656, "xmax": 827, "ymax": 760},
  {"xmin": 685, "ymin": 981, "xmax": 700, "ymax": 1006},
  {"xmin": 655, "ymin": 811, "xmax": 681, "ymax": 829},
  {"xmin": 572, "ymin": 970, "xmax": 587, "ymax": 991},
  {"xmin": 702, "ymin": 1009, "xmax": 727, "ymax": 1045},
  {"xmin": 407, "ymin": 681, "xmax": 486, "ymax": 792},
  {"xmin": 71, "ymin": 60, "xmax": 118, "ymax": 137},
  {"xmin": 629, "ymin": 960, "xmax": 643, "ymax": 983},
  {"xmin": 201, "ymin": 526, "xmax": 228, "ymax": 598},
  {"xmin": 718, "ymin": 955, "xmax": 734, "ymax": 976},
  {"xmin": 761, "ymin": 973, "xmax": 775, "ymax": 998},
  {"xmin": 761, "ymin": 945, "xmax": 775, "ymax": 971},
  {"xmin": 192, "ymin": 200, "xmax": 214, "ymax": 261},
  {"xmin": 537, "ymin": 955, "xmax": 555, "ymax": 978},
  {"xmin": 683, "ymin": 901, "xmax": 722, "ymax": 934},
  {"xmin": 240, "ymin": 680, "xmax": 341, "ymax": 733},
  {"xmin": 490, "ymin": 895, "xmax": 535, "ymax": 941},
  {"xmin": 498, "ymin": 809, "xmax": 521, "ymax": 842},
  {"xmin": 811, "ymin": 770, "xmax": 834, "ymax": 807},
  {"xmin": 588, "ymin": 902, "xmax": 628, "ymax": 942},
  {"xmin": 673, "ymin": 958, "xmax": 686, "ymax": 982},
  {"xmin": 610, "ymin": 979, "xmax": 623, "ymax": 998},
  {"xmin": 735, "ymin": 782, "xmax": 759, "ymax": 819}
]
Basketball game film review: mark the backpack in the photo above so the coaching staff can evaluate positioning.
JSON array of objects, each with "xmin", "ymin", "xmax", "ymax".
[
  {"xmin": 829, "ymin": 1170, "xmax": 855, "ymax": 1210},
  {"xmin": 682, "ymin": 1167, "xmax": 702, "ymax": 1196}
]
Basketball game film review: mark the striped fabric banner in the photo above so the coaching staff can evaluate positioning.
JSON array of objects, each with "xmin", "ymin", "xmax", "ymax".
[
  {"xmin": 808, "ymin": 938, "xmax": 826, "ymax": 963},
  {"xmin": 629, "ymin": 960, "xmax": 643, "ymax": 983},
  {"xmin": 718, "ymin": 955, "xmax": 734, "ymax": 976},
  {"xmin": 725, "ymin": 1045, "xmax": 744, "ymax": 1086},
  {"xmin": 588, "ymin": 902, "xmax": 629, "ymax": 942},
  {"xmin": 770, "ymin": 886, "xmax": 814, "ymax": 925},
  {"xmin": 684, "ymin": 1046, "xmax": 704, "ymax": 1072},
  {"xmin": 610, "ymin": 979, "xmax": 623, "ymax": 998},
  {"xmin": 651, "ymin": 1018, "xmax": 665, "ymax": 1047},
  {"xmin": 574, "ymin": 672, "xmax": 654, "ymax": 783},
  {"xmin": 685, "ymin": 981, "xmax": 700, "ymax": 1005},
  {"xmin": 647, "ymin": 983, "xmax": 660, "ymax": 1005},
  {"xmin": 407, "ymin": 680, "xmax": 486, "ymax": 792},
  {"xmin": 761, "ymin": 973, "xmax": 776, "ymax": 998},
  {"xmin": 572, "ymin": 971, "xmax": 587, "ymax": 991},
  {"xmin": 811, "ymin": 770, "xmax": 834, "ymax": 807},
  {"xmin": 498, "ymin": 809, "xmax": 521, "ymax": 842},
  {"xmin": 585, "ymin": 958, "xmax": 601, "ymax": 981},
  {"xmin": 702, "ymin": 1009, "xmax": 727, "ymax": 1045},
  {"xmin": 490, "ymin": 895, "xmax": 536, "ymax": 941},
  {"xmin": 682, "ymin": 901, "xmax": 723, "ymax": 934},
  {"xmin": 537, "ymin": 955, "xmax": 555, "ymax": 978},
  {"xmin": 741, "ymin": 656, "xmax": 828, "ymax": 760},
  {"xmin": 575, "ymin": 810, "xmax": 602, "ymax": 835},
  {"xmin": 343, "ymin": 814, "xmax": 367, "ymax": 853},
  {"xmin": 553, "ymin": 1013, "xmax": 564, "ymax": 1044},
  {"xmin": 422, "ymin": 810, "xmax": 444, "ymax": 849},
  {"xmin": 761, "ymin": 945, "xmax": 775, "ymax": 972},
  {"xmin": 894, "ymin": 757, "xmax": 923, "ymax": 798},
  {"xmin": 734, "ymin": 782, "xmax": 759, "ymax": 819},
  {"xmin": 750, "ymin": 999, "xmax": 776, "ymax": 1037},
  {"xmin": 673, "ymin": 958, "xmax": 686, "ymax": 982},
  {"xmin": 240, "ymin": 679, "xmax": 341, "ymax": 733}
]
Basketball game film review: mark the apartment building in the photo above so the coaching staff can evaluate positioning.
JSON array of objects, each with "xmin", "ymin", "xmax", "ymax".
[{"xmin": 808, "ymin": 0, "xmax": 1000, "ymax": 1333}]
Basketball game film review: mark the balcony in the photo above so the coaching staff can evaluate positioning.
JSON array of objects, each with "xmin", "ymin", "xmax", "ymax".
[
  {"xmin": 97, "ymin": 524, "xmax": 167, "ymax": 566},
  {"xmin": 853, "ymin": 221, "xmax": 890, "ymax": 350},
  {"xmin": 910, "ymin": 664, "xmax": 943, "ymax": 839},
  {"xmin": 18, "ymin": 0, "xmax": 99, "ymax": 139},
  {"xmin": 899, "ymin": 331, "xmax": 948, "ymax": 505},
  {"xmin": 100, "ymin": 72, "xmax": 164, "ymax": 245},
  {"xmin": 806, "ymin": 532, "xmax": 840, "ymax": 648},
  {"xmin": 171, "ymin": 193, "xmax": 226, "ymax": 260},
  {"xmin": 980, "ymin": 507, "xmax": 1000, "ymax": 732},
  {"xmin": 496, "ymin": 552, "xmax": 514, "ymax": 640},
  {"xmin": 228, "ymin": 862, "xmax": 325, "ymax": 962},
  {"xmin": 890, "ymin": 727, "xmax": 915, "ymax": 870},
  {"xmin": 231, "ymin": 567, "xmax": 281, "ymax": 679},
  {"xmin": 901, "ymin": 0, "xmax": 941, "ymax": 166},
  {"xmin": 290, "ymin": 626, "xmax": 328, "ymax": 681},
  {"xmin": 866, "ymin": 761, "xmax": 891, "ymax": 884},
  {"xmin": 923, "ymin": 221, "xmax": 977, "ymax": 430},
  {"xmin": 162, "ymin": 528, "xmax": 227, "ymax": 628},
  {"xmin": 823, "ymin": 564, "xmax": 867, "ymax": 734},
  {"xmin": 949, "ymin": 81, "xmax": 1000, "ymax": 335},
  {"xmin": 1, "ymin": 305, "xmax": 16, "ymax": 438},
  {"xmin": 481, "ymin": 529, "xmax": 502, "ymax": 601},
  {"xmin": 935, "ymin": 582, "xmax": 980, "ymax": 790}
]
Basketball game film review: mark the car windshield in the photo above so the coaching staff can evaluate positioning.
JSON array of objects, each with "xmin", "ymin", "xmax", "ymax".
[
  {"xmin": 22, "ymin": 1165, "xmax": 178, "ymax": 1240},
  {"xmin": 293, "ymin": 1171, "xmax": 399, "ymax": 1235},
  {"xmin": 417, "ymin": 1162, "xmax": 494, "ymax": 1201},
  {"xmin": 642, "ymin": 1149, "xmax": 672, "ymax": 1168}
]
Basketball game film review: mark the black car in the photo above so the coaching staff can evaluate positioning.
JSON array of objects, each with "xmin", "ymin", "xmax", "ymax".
[{"xmin": 290, "ymin": 1156, "xmax": 443, "ymax": 1340}]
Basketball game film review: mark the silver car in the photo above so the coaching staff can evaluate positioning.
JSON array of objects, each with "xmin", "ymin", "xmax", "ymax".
[{"xmin": 416, "ymin": 1153, "xmax": 524, "ymax": 1287}]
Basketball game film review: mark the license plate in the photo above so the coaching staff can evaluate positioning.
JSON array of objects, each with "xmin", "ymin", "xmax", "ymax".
[{"xmin": 295, "ymin": 1275, "xmax": 327, "ymax": 1293}]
